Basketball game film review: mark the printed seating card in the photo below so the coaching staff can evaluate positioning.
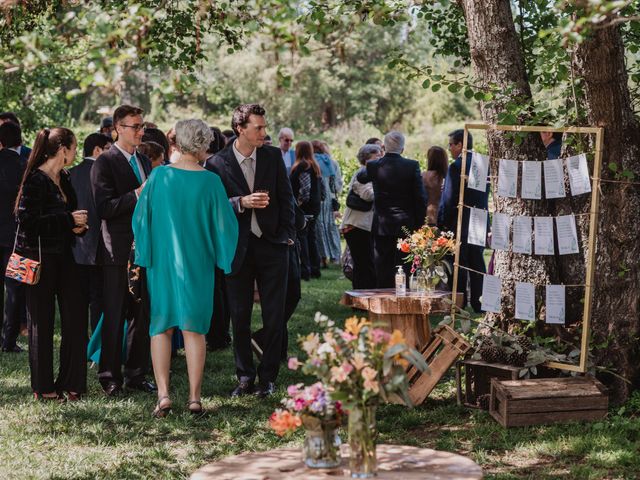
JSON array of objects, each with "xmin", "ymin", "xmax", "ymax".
[
  {"xmin": 481, "ymin": 274, "xmax": 502, "ymax": 313},
  {"xmin": 543, "ymin": 159, "xmax": 566, "ymax": 199},
  {"xmin": 512, "ymin": 216, "xmax": 532, "ymax": 254},
  {"xmin": 468, "ymin": 207, "xmax": 487, "ymax": 247},
  {"xmin": 566, "ymin": 153, "xmax": 592, "ymax": 196},
  {"xmin": 468, "ymin": 152, "xmax": 490, "ymax": 192},
  {"xmin": 556, "ymin": 214, "xmax": 579, "ymax": 255},
  {"xmin": 491, "ymin": 212, "xmax": 511, "ymax": 251},
  {"xmin": 534, "ymin": 217, "xmax": 555, "ymax": 255},
  {"xmin": 515, "ymin": 282, "xmax": 536, "ymax": 321},
  {"xmin": 497, "ymin": 159, "xmax": 518, "ymax": 198},
  {"xmin": 545, "ymin": 285, "xmax": 565, "ymax": 324},
  {"xmin": 521, "ymin": 161, "xmax": 542, "ymax": 199}
]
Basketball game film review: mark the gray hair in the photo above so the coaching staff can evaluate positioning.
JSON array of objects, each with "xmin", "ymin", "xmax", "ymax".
[
  {"xmin": 278, "ymin": 127, "xmax": 294, "ymax": 139},
  {"xmin": 356, "ymin": 144, "xmax": 383, "ymax": 165},
  {"xmin": 384, "ymin": 131, "xmax": 405, "ymax": 154},
  {"xmin": 175, "ymin": 119, "xmax": 213, "ymax": 155}
]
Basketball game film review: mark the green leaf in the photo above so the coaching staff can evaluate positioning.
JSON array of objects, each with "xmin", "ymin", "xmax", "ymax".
[
  {"xmin": 431, "ymin": 83, "xmax": 441, "ymax": 92},
  {"xmin": 421, "ymin": 79, "xmax": 430, "ymax": 89},
  {"xmin": 447, "ymin": 83, "xmax": 460, "ymax": 93}
]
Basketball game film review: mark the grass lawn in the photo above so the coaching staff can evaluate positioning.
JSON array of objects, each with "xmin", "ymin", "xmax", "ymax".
[{"xmin": 1, "ymin": 265, "xmax": 639, "ymax": 479}]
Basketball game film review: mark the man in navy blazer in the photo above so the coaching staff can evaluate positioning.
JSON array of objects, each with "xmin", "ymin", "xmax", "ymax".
[
  {"xmin": 357, "ymin": 131, "xmax": 427, "ymax": 288},
  {"xmin": 0, "ymin": 112, "xmax": 31, "ymax": 163},
  {"xmin": 206, "ymin": 103, "xmax": 295, "ymax": 398},
  {"xmin": 0, "ymin": 121, "xmax": 27, "ymax": 352},
  {"xmin": 90, "ymin": 105, "xmax": 155, "ymax": 396},
  {"xmin": 438, "ymin": 130, "xmax": 489, "ymax": 312},
  {"xmin": 69, "ymin": 133, "xmax": 112, "ymax": 331}
]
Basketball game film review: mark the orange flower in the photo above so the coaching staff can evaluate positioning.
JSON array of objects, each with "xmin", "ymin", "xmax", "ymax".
[
  {"xmin": 436, "ymin": 237, "xmax": 449, "ymax": 247},
  {"xmin": 425, "ymin": 228, "xmax": 435, "ymax": 238},
  {"xmin": 400, "ymin": 242, "xmax": 410, "ymax": 253},
  {"xmin": 269, "ymin": 410, "xmax": 302, "ymax": 436},
  {"xmin": 388, "ymin": 329, "xmax": 406, "ymax": 348},
  {"xmin": 345, "ymin": 316, "xmax": 369, "ymax": 336}
]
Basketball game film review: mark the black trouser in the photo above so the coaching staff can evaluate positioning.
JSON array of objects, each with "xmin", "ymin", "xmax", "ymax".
[
  {"xmin": 344, "ymin": 227, "xmax": 376, "ymax": 289},
  {"xmin": 373, "ymin": 234, "xmax": 407, "ymax": 288},
  {"xmin": 98, "ymin": 265, "xmax": 150, "ymax": 387},
  {"xmin": 26, "ymin": 252, "xmax": 87, "ymax": 394},
  {"xmin": 206, "ymin": 268, "xmax": 231, "ymax": 349},
  {"xmin": 298, "ymin": 217, "xmax": 320, "ymax": 280},
  {"xmin": 459, "ymin": 243, "xmax": 485, "ymax": 312},
  {"xmin": 1, "ymin": 245, "xmax": 26, "ymax": 349},
  {"xmin": 226, "ymin": 235, "xmax": 288, "ymax": 384},
  {"xmin": 76, "ymin": 264, "xmax": 103, "ymax": 333}
]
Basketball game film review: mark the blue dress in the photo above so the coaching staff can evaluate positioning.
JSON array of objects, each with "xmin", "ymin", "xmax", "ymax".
[{"xmin": 132, "ymin": 166, "xmax": 238, "ymax": 336}]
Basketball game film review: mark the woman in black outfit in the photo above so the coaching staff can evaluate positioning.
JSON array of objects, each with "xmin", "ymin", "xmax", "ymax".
[
  {"xmin": 289, "ymin": 141, "xmax": 322, "ymax": 280},
  {"xmin": 15, "ymin": 127, "xmax": 89, "ymax": 401}
]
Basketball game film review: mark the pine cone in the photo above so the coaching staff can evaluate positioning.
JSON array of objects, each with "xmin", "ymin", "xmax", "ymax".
[
  {"xmin": 516, "ymin": 335, "xmax": 533, "ymax": 352},
  {"xmin": 507, "ymin": 350, "xmax": 528, "ymax": 367},
  {"xmin": 479, "ymin": 346, "xmax": 498, "ymax": 363},
  {"xmin": 494, "ymin": 347, "xmax": 509, "ymax": 364},
  {"xmin": 476, "ymin": 394, "xmax": 491, "ymax": 410}
]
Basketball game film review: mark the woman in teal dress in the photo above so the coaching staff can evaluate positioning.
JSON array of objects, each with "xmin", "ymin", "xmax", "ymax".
[{"xmin": 132, "ymin": 119, "xmax": 238, "ymax": 417}]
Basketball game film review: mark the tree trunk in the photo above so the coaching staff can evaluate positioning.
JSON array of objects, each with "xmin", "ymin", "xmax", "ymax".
[
  {"xmin": 573, "ymin": 24, "xmax": 640, "ymax": 402},
  {"xmin": 460, "ymin": 0, "xmax": 557, "ymax": 328}
]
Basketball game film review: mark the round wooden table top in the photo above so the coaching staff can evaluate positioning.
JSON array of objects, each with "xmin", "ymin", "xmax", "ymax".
[{"xmin": 190, "ymin": 444, "xmax": 483, "ymax": 479}]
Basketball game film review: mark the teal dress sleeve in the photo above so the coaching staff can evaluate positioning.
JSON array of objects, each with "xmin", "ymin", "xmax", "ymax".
[
  {"xmin": 210, "ymin": 173, "xmax": 239, "ymax": 274},
  {"xmin": 132, "ymin": 168, "xmax": 156, "ymax": 268}
]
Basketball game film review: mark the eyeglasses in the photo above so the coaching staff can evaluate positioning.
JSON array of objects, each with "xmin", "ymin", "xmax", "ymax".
[
  {"xmin": 281, "ymin": 138, "xmax": 293, "ymax": 143},
  {"xmin": 120, "ymin": 124, "xmax": 145, "ymax": 132}
]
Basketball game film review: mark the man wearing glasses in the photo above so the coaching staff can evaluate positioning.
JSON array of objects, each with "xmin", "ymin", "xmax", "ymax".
[
  {"xmin": 278, "ymin": 127, "xmax": 295, "ymax": 174},
  {"xmin": 91, "ymin": 104, "xmax": 155, "ymax": 397}
]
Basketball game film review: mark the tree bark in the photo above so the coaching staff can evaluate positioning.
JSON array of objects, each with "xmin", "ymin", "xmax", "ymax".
[{"xmin": 573, "ymin": 24, "xmax": 640, "ymax": 402}]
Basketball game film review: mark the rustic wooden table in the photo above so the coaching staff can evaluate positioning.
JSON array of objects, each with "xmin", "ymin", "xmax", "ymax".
[
  {"xmin": 190, "ymin": 444, "xmax": 483, "ymax": 479},
  {"xmin": 340, "ymin": 289, "xmax": 460, "ymax": 350}
]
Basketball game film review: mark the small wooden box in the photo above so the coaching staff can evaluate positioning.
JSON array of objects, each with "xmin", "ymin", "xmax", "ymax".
[
  {"xmin": 456, "ymin": 359, "xmax": 522, "ymax": 408},
  {"xmin": 489, "ymin": 377, "xmax": 608, "ymax": 427}
]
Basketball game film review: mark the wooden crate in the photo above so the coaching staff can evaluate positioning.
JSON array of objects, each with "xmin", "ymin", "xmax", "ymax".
[
  {"xmin": 456, "ymin": 359, "xmax": 522, "ymax": 408},
  {"xmin": 406, "ymin": 324, "xmax": 471, "ymax": 405},
  {"xmin": 489, "ymin": 377, "xmax": 608, "ymax": 427}
]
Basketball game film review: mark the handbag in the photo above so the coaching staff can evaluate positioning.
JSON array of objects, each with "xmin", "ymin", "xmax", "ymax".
[
  {"xmin": 5, "ymin": 228, "xmax": 41, "ymax": 285},
  {"xmin": 346, "ymin": 188, "xmax": 373, "ymax": 212}
]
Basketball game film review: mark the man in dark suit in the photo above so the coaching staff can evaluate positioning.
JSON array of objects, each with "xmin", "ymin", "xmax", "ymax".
[
  {"xmin": 0, "ymin": 112, "xmax": 31, "ymax": 163},
  {"xmin": 438, "ymin": 130, "xmax": 489, "ymax": 312},
  {"xmin": 206, "ymin": 103, "xmax": 295, "ymax": 398},
  {"xmin": 0, "ymin": 121, "xmax": 27, "ymax": 353},
  {"xmin": 357, "ymin": 131, "xmax": 427, "ymax": 288},
  {"xmin": 90, "ymin": 104, "xmax": 155, "ymax": 396},
  {"xmin": 69, "ymin": 133, "xmax": 112, "ymax": 332}
]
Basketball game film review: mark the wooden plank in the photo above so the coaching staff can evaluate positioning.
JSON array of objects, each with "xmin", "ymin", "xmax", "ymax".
[
  {"xmin": 370, "ymin": 312, "xmax": 431, "ymax": 351},
  {"xmin": 505, "ymin": 396, "xmax": 608, "ymax": 413},
  {"xmin": 493, "ymin": 377, "xmax": 606, "ymax": 399},
  {"xmin": 499, "ymin": 409, "xmax": 607, "ymax": 427},
  {"xmin": 341, "ymin": 289, "xmax": 458, "ymax": 315}
]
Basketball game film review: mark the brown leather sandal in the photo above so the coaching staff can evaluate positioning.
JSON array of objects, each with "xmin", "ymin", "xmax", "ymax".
[
  {"xmin": 187, "ymin": 399, "xmax": 205, "ymax": 417},
  {"xmin": 152, "ymin": 396, "xmax": 172, "ymax": 418}
]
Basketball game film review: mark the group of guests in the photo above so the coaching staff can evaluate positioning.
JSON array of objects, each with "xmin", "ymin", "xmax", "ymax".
[{"xmin": 340, "ymin": 130, "xmax": 489, "ymax": 312}]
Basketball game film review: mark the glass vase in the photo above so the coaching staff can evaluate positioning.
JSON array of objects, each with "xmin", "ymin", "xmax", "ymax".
[
  {"xmin": 302, "ymin": 416, "xmax": 342, "ymax": 469},
  {"xmin": 347, "ymin": 404, "xmax": 377, "ymax": 478},
  {"xmin": 410, "ymin": 269, "xmax": 431, "ymax": 296}
]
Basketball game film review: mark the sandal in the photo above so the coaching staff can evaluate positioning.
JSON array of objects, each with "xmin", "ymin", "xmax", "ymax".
[
  {"xmin": 65, "ymin": 391, "xmax": 82, "ymax": 402},
  {"xmin": 187, "ymin": 399, "xmax": 205, "ymax": 417},
  {"xmin": 152, "ymin": 395, "xmax": 172, "ymax": 418},
  {"xmin": 33, "ymin": 392, "xmax": 65, "ymax": 403}
]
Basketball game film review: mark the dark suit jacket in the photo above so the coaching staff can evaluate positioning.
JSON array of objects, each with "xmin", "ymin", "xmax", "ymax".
[
  {"xmin": 90, "ymin": 144, "xmax": 151, "ymax": 266},
  {"xmin": 438, "ymin": 153, "xmax": 490, "ymax": 241},
  {"xmin": 69, "ymin": 158, "xmax": 101, "ymax": 265},
  {"xmin": 205, "ymin": 144, "xmax": 295, "ymax": 275},
  {"xmin": 19, "ymin": 145, "xmax": 32, "ymax": 164},
  {"xmin": 0, "ymin": 148, "xmax": 26, "ymax": 247},
  {"xmin": 357, "ymin": 152, "xmax": 427, "ymax": 236}
]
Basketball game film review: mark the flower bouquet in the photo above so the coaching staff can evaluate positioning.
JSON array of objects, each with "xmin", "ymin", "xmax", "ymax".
[
  {"xmin": 288, "ymin": 313, "xmax": 429, "ymax": 478},
  {"xmin": 269, "ymin": 382, "xmax": 344, "ymax": 468},
  {"xmin": 397, "ymin": 225, "xmax": 455, "ymax": 293}
]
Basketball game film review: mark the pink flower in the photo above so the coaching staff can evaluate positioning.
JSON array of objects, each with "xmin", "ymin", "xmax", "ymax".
[
  {"xmin": 287, "ymin": 383, "xmax": 301, "ymax": 396},
  {"xmin": 342, "ymin": 361, "xmax": 354, "ymax": 375},
  {"xmin": 341, "ymin": 331, "xmax": 357, "ymax": 342},
  {"xmin": 288, "ymin": 357, "xmax": 301, "ymax": 371},
  {"xmin": 370, "ymin": 328, "xmax": 390, "ymax": 344},
  {"xmin": 330, "ymin": 366, "xmax": 348, "ymax": 383}
]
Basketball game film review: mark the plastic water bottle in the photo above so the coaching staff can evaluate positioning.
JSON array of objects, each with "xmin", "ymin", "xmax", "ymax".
[{"xmin": 395, "ymin": 266, "xmax": 406, "ymax": 297}]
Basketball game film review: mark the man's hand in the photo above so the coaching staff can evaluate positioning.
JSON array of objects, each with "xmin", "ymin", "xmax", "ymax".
[
  {"xmin": 135, "ymin": 180, "xmax": 147, "ymax": 197},
  {"xmin": 241, "ymin": 192, "xmax": 270, "ymax": 209}
]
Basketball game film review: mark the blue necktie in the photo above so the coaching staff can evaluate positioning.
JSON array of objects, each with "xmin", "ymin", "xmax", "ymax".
[{"xmin": 129, "ymin": 155, "xmax": 142, "ymax": 183}]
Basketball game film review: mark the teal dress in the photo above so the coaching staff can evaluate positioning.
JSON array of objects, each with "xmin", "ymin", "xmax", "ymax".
[{"xmin": 132, "ymin": 166, "xmax": 238, "ymax": 336}]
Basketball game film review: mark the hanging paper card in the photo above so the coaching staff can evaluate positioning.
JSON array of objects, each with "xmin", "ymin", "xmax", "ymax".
[
  {"xmin": 491, "ymin": 212, "xmax": 511, "ymax": 251},
  {"xmin": 468, "ymin": 152, "xmax": 489, "ymax": 192},
  {"xmin": 515, "ymin": 282, "xmax": 536, "ymax": 321},
  {"xmin": 521, "ymin": 161, "xmax": 542, "ymax": 199},
  {"xmin": 545, "ymin": 285, "xmax": 565, "ymax": 324},
  {"xmin": 497, "ymin": 159, "xmax": 518, "ymax": 198},
  {"xmin": 555, "ymin": 214, "xmax": 579, "ymax": 255},
  {"xmin": 534, "ymin": 217, "xmax": 555, "ymax": 255},
  {"xmin": 543, "ymin": 158, "xmax": 566, "ymax": 199},
  {"xmin": 481, "ymin": 274, "xmax": 502, "ymax": 313},
  {"xmin": 566, "ymin": 153, "xmax": 591, "ymax": 196},
  {"xmin": 468, "ymin": 207, "xmax": 487, "ymax": 247},
  {"xmin": 512, "ymin": 216, "xmax": 532, "ymax": 254}
]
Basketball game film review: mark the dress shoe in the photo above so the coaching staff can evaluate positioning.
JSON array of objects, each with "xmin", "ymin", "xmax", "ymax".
[
  {"xmin": 2, "ymin": 345, "xmax": 23, "ymax": 353},
  {"xmin": 102, "ymin": 382, "xmax": 123, "ymax": 397},
  {"xmin": 255, "ymin": 382, "xmax": 276, "ymax": 398},
  {"xmin": 230, "ymin": 381, "xmax": 254, "ymax": 397},
  {"xmin": 125, "ymin": 379, "xmax": 157, "ymax": 393}
]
